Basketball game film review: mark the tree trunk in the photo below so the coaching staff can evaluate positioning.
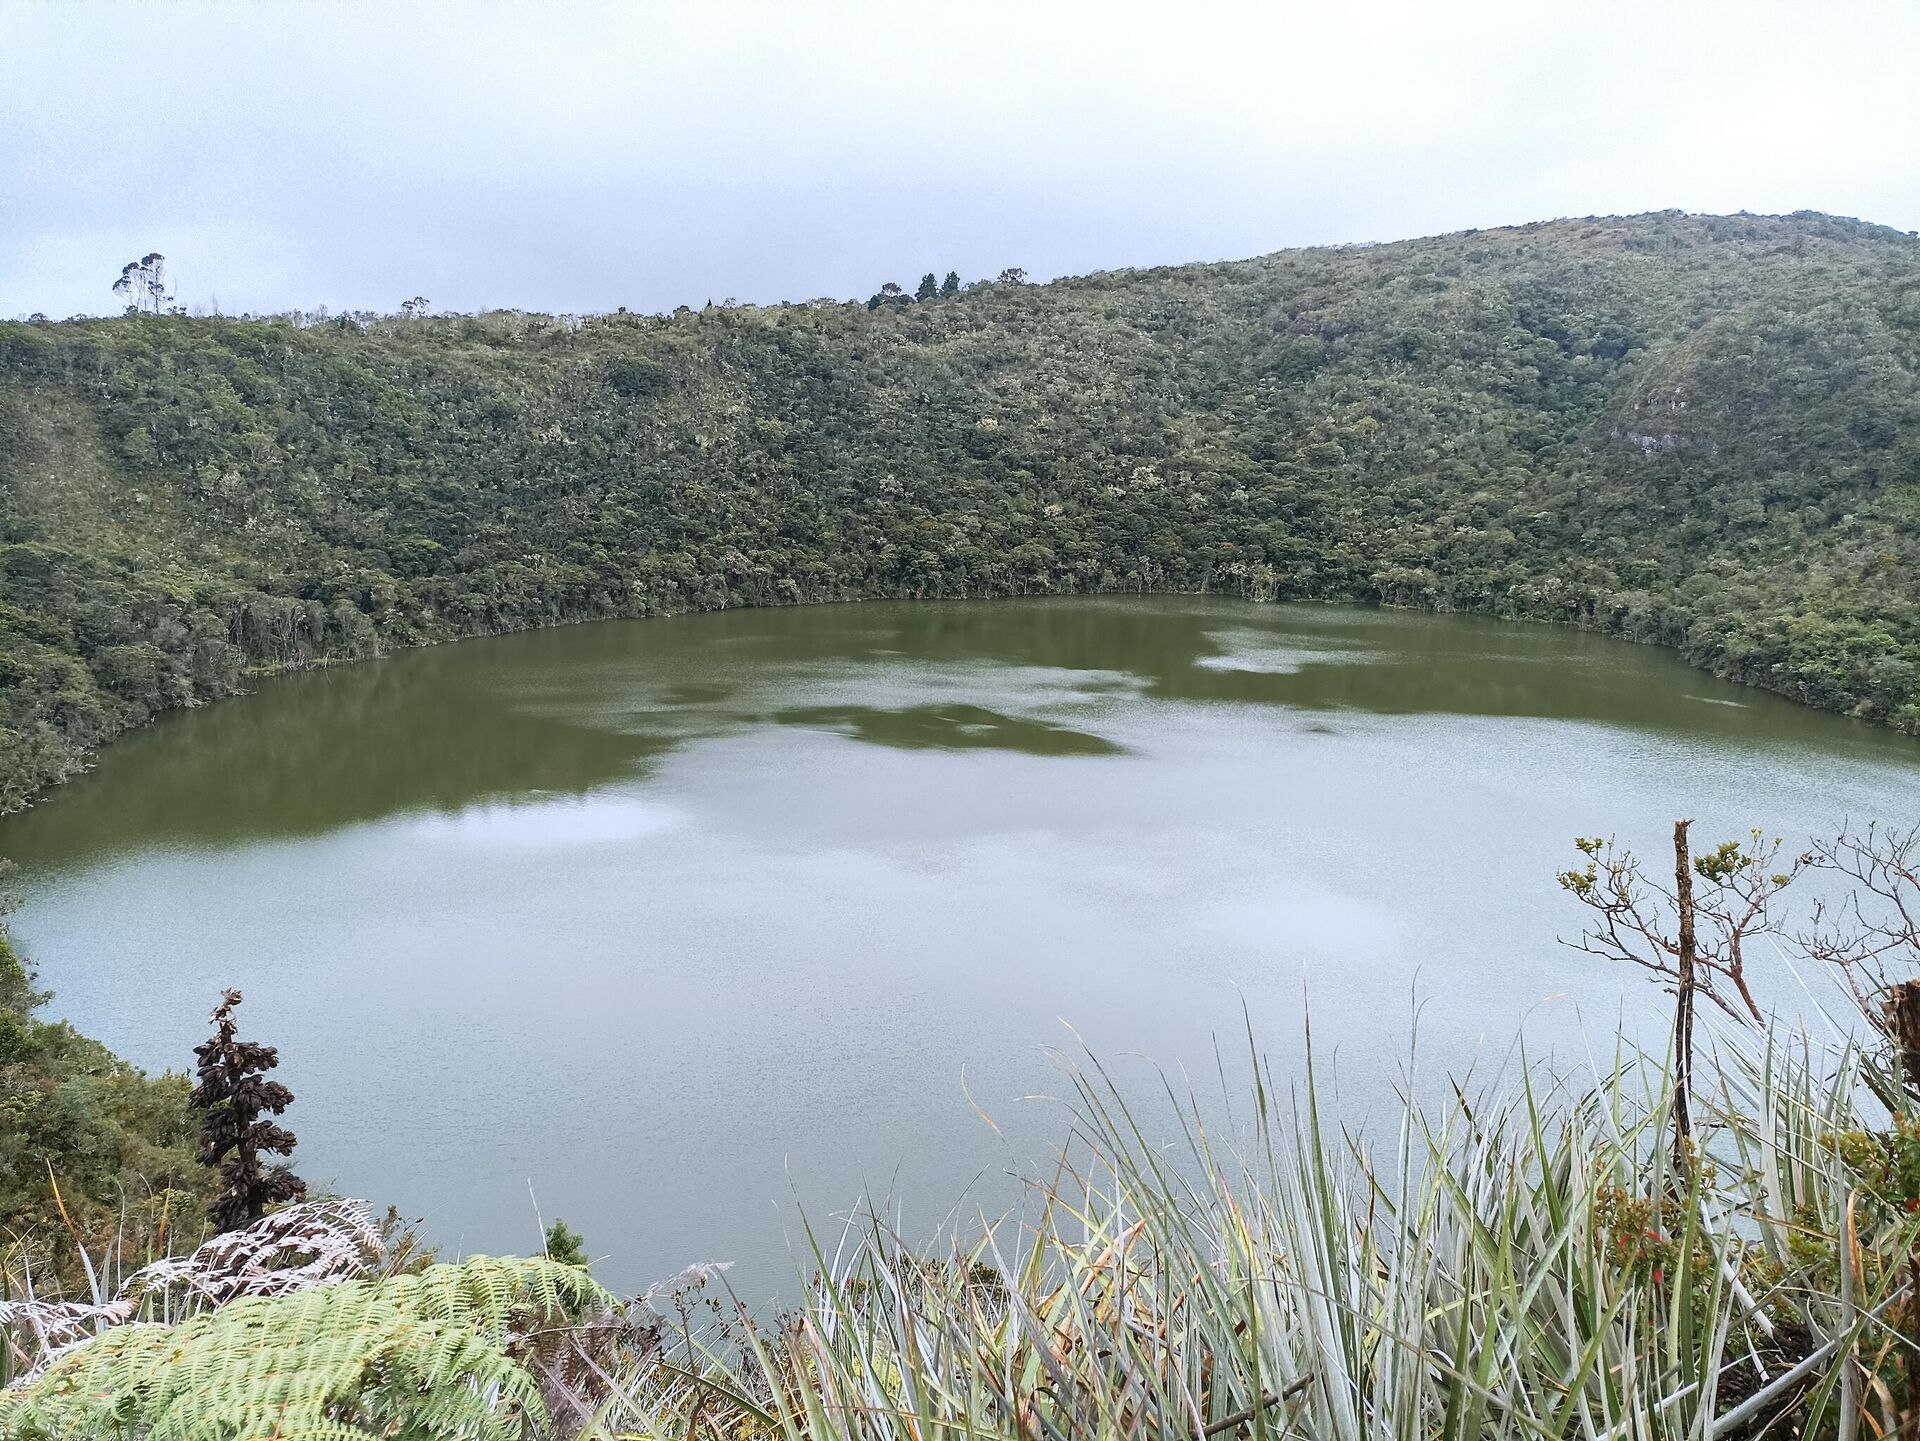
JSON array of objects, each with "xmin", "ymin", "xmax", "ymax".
[
  {"xmin": 1886, "ymin": 981, "xmax": 1920, "ymax": 1097},
  {"xmin": 1672, "ymin": 819, "xmax": 1697, "ymax": 1170}
]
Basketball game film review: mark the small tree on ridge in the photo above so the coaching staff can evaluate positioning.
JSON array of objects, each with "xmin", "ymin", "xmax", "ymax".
[{"xmin": 112, "ymin": 253, "xmax": 172, "ymax": 314}]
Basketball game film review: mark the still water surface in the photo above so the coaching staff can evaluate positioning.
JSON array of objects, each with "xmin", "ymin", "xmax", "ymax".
[{"xmin": 5, "ymin": 597, "xmax": 1919, "ymax": 1295}]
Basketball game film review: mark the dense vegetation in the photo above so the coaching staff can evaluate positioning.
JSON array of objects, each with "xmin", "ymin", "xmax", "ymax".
[
  {"xmin": 4, "ymin": 1238, "xmax": 618, "ymax": 1438},
  {"xmin": 0, "ymin": 920, "xmax": 206, "ymax": 1286},
  {"xmin": 2, "ymin": 209, "xmax": 1918, "ymax": 808}
]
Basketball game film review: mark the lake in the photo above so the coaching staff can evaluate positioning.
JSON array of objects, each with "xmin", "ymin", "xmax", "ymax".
[{"xmin": 3, "ymin": 596, "xmax": 1917, "ymax": 1297}]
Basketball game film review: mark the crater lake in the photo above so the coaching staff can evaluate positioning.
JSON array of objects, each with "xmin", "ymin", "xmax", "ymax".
[{"xmin": 5, "ymin": 596, "xmax": 1917, "ymax": 1295}]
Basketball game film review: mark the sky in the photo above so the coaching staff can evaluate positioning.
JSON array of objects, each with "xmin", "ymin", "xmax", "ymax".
[{"xmin": 2, "ymin": 0, "xmax": 1917, "ymax": 319}]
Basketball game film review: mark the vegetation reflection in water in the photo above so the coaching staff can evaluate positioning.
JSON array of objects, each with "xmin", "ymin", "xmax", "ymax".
[
  {"xmin": 4, "ymin": 596, "xmax": 1910, "ymax": 865},
  {"xmin": 773, "ymin": 703, "xmax": 1124, "ymax": 755}
]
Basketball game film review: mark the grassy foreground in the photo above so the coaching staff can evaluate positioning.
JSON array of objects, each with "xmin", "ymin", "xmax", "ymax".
[{"xmin": 2, "ymin": 1026, "xmax": 1914, "ymax": 1440}]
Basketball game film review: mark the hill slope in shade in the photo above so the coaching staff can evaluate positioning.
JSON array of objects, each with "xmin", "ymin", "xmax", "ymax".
[{"xmin": 2, "ymin": 209, "xmax": 1918, "ymax": 808}]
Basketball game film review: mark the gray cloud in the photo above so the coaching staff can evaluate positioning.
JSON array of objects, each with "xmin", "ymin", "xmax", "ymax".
[{"xmin": 3, "ymin": 0, "xmax": 1916, "ymax": 318}]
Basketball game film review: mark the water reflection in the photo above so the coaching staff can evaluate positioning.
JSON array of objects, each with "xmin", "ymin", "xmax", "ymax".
[
  {"xmin": 1, "ymin": 597, "xmax": 1912, "ymax": 869},
  {"xmin": 394, "ymin": 796, "xmax": 687, "ymax": 848},
  {"xmin": 0, "ymin": 655, "xmax": 684, "ymax": 864},
  {"xmin": 775, "ymin": 704, "xmax": 1124, "ymax": 755}
]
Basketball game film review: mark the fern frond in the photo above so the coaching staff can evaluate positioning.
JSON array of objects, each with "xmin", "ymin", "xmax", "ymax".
[
  {"xmin": 1, "ymin": 1199, "xmax": 382, "ymax": 1382},
  {"xmin": 0, "ymin": 1254, "xmax": 616, "ymax": 1440}
]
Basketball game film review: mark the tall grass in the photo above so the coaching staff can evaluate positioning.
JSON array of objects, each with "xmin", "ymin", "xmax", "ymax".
[{"xmin": 587, "ymin": 1031, "xmax": 1917, "ymax": 1440}]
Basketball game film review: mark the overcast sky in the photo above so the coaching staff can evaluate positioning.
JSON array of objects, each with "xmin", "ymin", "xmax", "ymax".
[{"xmin": 3, "ymin": 1, "xmax": 1917, "ymax": 319}]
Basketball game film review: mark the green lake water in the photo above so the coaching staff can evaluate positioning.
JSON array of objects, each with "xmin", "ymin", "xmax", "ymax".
[{"xmin": 4, "ymin": 596, "xmax": 1917, "ymax": 1296}]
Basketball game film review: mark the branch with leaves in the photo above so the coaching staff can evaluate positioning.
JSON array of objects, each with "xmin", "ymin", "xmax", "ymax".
[
  {"xmin": 1560, "ymin": 822, "xmax": 1806, "ymax": 1022},
  {"xmin": 1560, "ymin": 820, "xmax": 1807, "ymax": 1160}
]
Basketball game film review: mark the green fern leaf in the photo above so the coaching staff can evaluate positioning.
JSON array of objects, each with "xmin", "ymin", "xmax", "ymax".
[{"xmin": 0, "ymin": 1254, "xmax": 614, "ymax": 1440}]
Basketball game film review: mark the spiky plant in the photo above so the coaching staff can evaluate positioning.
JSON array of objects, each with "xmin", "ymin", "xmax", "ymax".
[
  {"xmin": 192, "ymin": 988, "xmax": 305, "ymax": 1232},
  {"xmin": 586, "ymin": 1033, "xmax": 1905, "ymax": 1440}
]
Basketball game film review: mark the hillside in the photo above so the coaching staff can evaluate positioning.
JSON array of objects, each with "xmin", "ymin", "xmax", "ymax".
[{"xmin": 2, "ymin": 209, "xmax": 1918, "ymax": 808}]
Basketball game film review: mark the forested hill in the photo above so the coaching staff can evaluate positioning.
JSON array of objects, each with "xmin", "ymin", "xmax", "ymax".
[{"xmin": 2, "ymin": 209, "xmax": 1918, "ymax": 808}]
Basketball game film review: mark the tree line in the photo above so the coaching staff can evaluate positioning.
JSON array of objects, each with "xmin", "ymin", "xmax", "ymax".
[{"xmin": 868, "ymin": 268, "xmax": 1027, "ymax": 308}]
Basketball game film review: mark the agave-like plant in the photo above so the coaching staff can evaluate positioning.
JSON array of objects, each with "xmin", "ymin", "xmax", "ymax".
[{"xmin": 585, "ymin": 1031, "xmax": 1912, "ymax": 1441}]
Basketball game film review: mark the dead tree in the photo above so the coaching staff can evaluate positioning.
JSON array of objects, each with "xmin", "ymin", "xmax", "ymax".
[
  {"xmin": 191, "ymin": 989, "xmax": 306, "ymax": 1232},
  {"xmin": 1803, "ymin": 824, "xmax": 1920, "ymax": 1091},
  {"xmin": 1801, "ymin": 823, "xmax": 1920, "ymax": 1441}
]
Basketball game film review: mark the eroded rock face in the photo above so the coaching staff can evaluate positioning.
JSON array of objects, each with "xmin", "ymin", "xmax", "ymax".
[{"xmin": 1606, "ymin": 300, "xmax": 1909, "ymax": 477}]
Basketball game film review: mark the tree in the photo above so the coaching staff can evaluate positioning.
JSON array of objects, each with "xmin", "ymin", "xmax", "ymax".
[
  {"xmin": 1806, "ymin": 827, "xmax": 1920, "ymax": 996},
  {"xmin": 544, "ymin": 1217, "xmax": 589, "ymax": 1267},
  {"xmin": 1805, "ymin": 825, "xmax": 1920, "ymax": 1086},
  {"xmin": 1559, "ymin": 821, "xmax": 1805, "ymax": 1165},
  {"xmin": 996, "ymin": 267, "xmax": 1027, "ymax": 285},
  {"xmin": 940, "ymin": 271, "xmax": 960, "ymax": 297},
  {"xmin": 400, "ymin": 296, "xmax": 430, "ymax": 318},
  {"xmin": 112, "ymin": 253, "xmax": 172, "ymax": 314},
  {"xmin": 866, "ymin": 281, "xmax": 906, "ymax": 311},
  {"xmin": 915, "ymin": 272, "xmax": 938, "ymax": 302},
  {"xmin": 192, "ymin": 989, "xmax": 306, "ymax": 1232}
]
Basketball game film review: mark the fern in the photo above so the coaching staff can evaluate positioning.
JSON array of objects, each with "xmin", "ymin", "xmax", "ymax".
[
  {"xmin": 0, "ymin": 1254, "xmax": 616, "ymax": 1440},
  {"xmin": 1, "ymin": 1199, "xmax": 382, "ymax": 1382}
]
